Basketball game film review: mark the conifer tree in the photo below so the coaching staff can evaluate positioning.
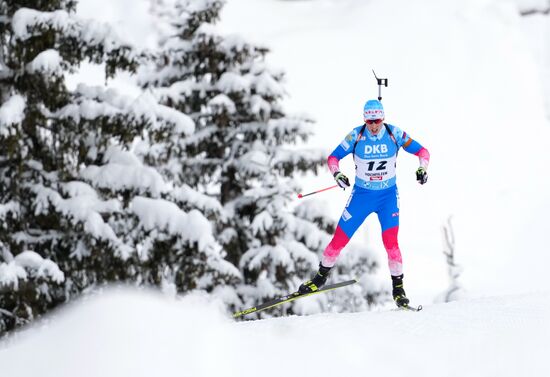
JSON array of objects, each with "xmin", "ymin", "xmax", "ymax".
[
  {"xmin": 143, "ymin": 0, "xmax": 386, "ymax": 315},
  {"xmin": 0, "ymin": 0, "xmax": 237, "ymax": 333}
]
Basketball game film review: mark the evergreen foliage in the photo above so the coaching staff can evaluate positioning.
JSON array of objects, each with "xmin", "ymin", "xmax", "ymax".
[
  {"xmin": 143, "ymin": 0, "xmax": 385, "ymax": 316},
  {"xmin": 0, "ymin": 0, "xmax": 386, "ymax": 333},
  {"xmin": 0, "ymin": 0, "xmax": 237, "ymax": 334}
]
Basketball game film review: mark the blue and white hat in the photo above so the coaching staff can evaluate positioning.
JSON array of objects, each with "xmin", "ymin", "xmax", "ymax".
[{"xmin": 363, "ymin": 99, "xmax": 385, "ymax": 121}]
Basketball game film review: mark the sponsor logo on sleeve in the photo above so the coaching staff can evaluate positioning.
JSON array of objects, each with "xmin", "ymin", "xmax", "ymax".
[{"xmin": 340, "ymin": 131, "xmax": 356, "ymax": 150}]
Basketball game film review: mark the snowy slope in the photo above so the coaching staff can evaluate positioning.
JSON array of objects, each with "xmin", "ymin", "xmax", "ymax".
[
  {"xmin": 11, "ymin": 0, "xmax": 545, "ymax": 366},
  {"xmin": 3, "ymin": 3, "xmax": 550, "ymax": 373},
  {"xmin": 0, "ymin": 287, "xmax": 549, "ymax": 377}
]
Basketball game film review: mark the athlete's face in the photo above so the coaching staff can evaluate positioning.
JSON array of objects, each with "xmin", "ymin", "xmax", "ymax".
[{"xmin": 365, "ymin": 118, "xmax": 384, "ymax": 135}]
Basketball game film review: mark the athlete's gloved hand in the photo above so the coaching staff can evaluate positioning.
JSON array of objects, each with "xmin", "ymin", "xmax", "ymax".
[
  {"xmin": 416, "ymin": 167, "xmax": 428, "ymax": 185},
  {"xmin": 333, "ymin": 172, "xmax": 350, "ymax": 189}
]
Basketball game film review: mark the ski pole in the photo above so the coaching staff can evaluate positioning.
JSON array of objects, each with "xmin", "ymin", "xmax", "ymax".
[{"xmin": 297, "ymin": 185, "xmax": 338, "ymax": 199}]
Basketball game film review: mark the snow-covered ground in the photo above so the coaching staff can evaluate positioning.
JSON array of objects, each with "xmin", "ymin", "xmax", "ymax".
[
  {"xmin": 1, "ymin": 286, "xmax": 549, "ymax": 377},
  {"xmin": 2, "ymin": 0, "xmax": 550, "ymax": 375}
]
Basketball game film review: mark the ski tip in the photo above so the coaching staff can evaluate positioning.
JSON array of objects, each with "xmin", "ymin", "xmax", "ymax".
[
  {"xmin": 396, "ymin": 303, "xmax": 422, "ymax": 312},
  {"xmin": 406, "ymin": 304, "xmax": 422, "ymax": 312},
  {"xmin": 297, "ymin": 194, "xmax": 303, "ymax": 199}
]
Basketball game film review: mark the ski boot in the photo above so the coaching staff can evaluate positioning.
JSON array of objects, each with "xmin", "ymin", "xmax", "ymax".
[
  {"xmin": 391, "ymin": 274, "xmax": 410, "ymax": 308},
  {"xmin": 298, "ymin": 263, "xmax": 332, "ymax": 294}
]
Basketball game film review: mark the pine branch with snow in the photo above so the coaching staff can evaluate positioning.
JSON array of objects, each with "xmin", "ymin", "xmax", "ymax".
[
  {"xmin": 141, "ymin": 0, "xmax": 385, "ymax": 317},
  {"xmin": 0, "ymin": 0, "xmax": 237, "ymax": 333}
]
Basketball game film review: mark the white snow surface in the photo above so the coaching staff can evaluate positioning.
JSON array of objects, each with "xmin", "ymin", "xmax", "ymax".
[
  {"xmin": 0, "ymin": 287, "xmax": 548, "ymax": 377},
  {"xmin": 3, "ymin": 0, "xmax": 548, "ymax": 373}
]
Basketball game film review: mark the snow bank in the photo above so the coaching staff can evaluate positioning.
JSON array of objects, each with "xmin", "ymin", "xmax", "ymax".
[{"xmin": 0, "ymin": 287, "xmax": 548, "ymax": 377}]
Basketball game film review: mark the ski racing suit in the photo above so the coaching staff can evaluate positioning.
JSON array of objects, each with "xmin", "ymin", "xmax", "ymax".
[{"xmin": 322, "ymin": 123, "xmax": 430, "ymax": 276}]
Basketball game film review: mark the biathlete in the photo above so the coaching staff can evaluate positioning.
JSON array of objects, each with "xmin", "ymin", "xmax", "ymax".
[{"xmin": 298, "ymin": 99, "xmax": 430, "ymax": 307}]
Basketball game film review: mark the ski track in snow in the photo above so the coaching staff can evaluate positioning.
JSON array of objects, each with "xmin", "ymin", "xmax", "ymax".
[{"xmin": 0, "ymin": 287, "xmax": 548, "ymax": 377}]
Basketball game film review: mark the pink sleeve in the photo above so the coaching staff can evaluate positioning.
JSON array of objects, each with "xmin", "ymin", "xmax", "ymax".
[
  {"xmin": 415, "ymin": 147, "xmax": 430, "ymax": 169},
  {"xmin": 327, "ymin": 155, "xmax": 340, "ymax": 175}
]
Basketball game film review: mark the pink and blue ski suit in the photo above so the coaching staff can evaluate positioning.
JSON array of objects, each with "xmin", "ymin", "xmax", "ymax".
[{"xmin": 323, "ymin": 123, "xmax": 430, "ymax": 276}]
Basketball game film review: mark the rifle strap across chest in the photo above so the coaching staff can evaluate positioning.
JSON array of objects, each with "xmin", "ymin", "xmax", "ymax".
[{"xmin": 352, "ymin": 124, "xmax": 367, "ymax": 157}]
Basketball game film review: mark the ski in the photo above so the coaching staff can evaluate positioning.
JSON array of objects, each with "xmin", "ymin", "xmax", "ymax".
[{"xmin": 233, "ymin": 279, "xmax": 357, "ymax": 318}]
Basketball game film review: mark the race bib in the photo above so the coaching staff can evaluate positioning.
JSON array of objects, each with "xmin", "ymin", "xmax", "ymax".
[{"xmin": 355, "ymin": 156, "xmax": 397, "ymax": 182}]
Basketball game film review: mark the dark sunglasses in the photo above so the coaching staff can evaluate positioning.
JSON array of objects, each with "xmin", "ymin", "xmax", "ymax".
[{"xmin": 366, "ymin": 119, "xmax": 383, "ymax": 125}]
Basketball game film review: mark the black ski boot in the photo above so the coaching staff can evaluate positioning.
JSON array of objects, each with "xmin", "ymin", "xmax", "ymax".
[
  {"xmin": 391, "ymin": 274, "xmax": 410, "ymax": 308},
  {"xmin": 298, "ymin": 263, "xmax": 332, "ymax": 294}
]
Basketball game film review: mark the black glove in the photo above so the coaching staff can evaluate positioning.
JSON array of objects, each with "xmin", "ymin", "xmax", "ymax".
[
  {"xmin": 333, "ymin": 172, "xmax": 350, "ymax": 189},
  {"xmin": 416, "ymin": 167, "xmax": 428, "ymax": 185}
]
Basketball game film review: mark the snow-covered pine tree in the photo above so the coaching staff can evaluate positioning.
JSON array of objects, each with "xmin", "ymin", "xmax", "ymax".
[
  {"xmin": 0, "ymin": 0, "xmax": 140, "ymax": 332},
  {"xmin": 0, "ymin": 0, "xmax": 237, "ymax": 333},
  {"xmin": 142, "ymin": 0, "xmax": 386, "ymax": 316}
]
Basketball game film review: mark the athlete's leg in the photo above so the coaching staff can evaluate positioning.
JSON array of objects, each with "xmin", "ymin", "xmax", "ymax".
[
  {"xmin": 382, "ymin": 226, "xmax": 402, "ymax": 276},
  {"xmin": 322, "ymin": 188, "xmax": 373, "ymax": 267},
  {"xmin": 376, "ymin": 187, "xmax": 403, "ymax": 276}
]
